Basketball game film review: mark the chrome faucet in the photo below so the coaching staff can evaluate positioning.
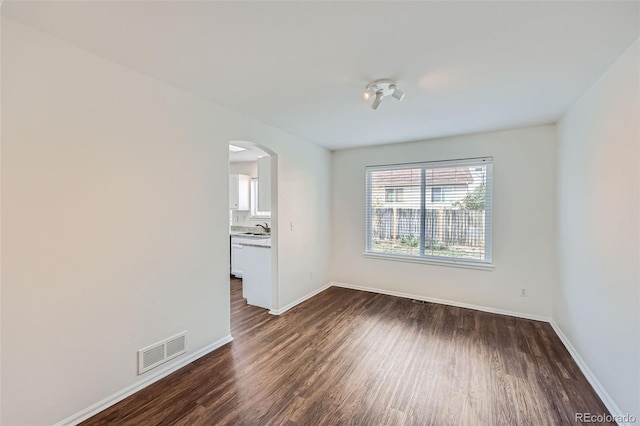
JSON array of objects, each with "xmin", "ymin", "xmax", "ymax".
[{"xmin": 256, "ymin": 222, "xmax": 271, "ymax": 234}]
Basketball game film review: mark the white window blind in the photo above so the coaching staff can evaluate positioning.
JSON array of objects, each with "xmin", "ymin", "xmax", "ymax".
[{"xmin": 365, "ymin": 157, "xmax": 493, "ymax": 266}]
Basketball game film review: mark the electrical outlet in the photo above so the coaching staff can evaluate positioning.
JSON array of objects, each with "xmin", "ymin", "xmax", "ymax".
[
  {"xmin": 290, "ymin": 222, "xmax": 295, "ymax": 231},
  {"xmin": 309, "ymin": 272, "xmax": 313, "ymax": 280},
  {"xmin": 520, "ymin": 288, "xmax": 527, "ymax": 297}
]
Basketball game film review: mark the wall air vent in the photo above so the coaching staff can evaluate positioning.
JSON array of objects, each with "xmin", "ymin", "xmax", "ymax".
[{"xmin": 138, "ymin": 331, "xmax": 187, "ymax": 375}]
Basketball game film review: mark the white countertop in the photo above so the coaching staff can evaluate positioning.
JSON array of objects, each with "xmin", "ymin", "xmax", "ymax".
[
  {"xmin": 231, "ymin": 233, "xmax": 271, "ymax": 248},
  {"xmin": 240, "ymin": 239, "xmax": 271, "ymax": 248},
  {"xmin": 230, "ymin": 230, "xmax": 270, "ymax": 238}
]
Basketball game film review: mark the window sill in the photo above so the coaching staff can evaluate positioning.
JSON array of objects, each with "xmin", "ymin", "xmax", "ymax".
[{"xmin": 363, "ymin": 252, "xmax": 494, "ymax": 271}]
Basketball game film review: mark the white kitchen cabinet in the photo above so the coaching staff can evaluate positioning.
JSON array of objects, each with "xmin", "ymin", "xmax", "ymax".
[
  {"xmin": 231, "ymin": 237, "xmax": 244, "ymax": 278},
  {"xmin": 257, "ymin": 156, "xmax": 271, "ymax": 212},
  {"xmin": 229, "ymin": 174, "xmax": 250, "ymax": 210},
  {"xmin": 243, "ymin": 245, "xmax": 271, "ymax": 309}
]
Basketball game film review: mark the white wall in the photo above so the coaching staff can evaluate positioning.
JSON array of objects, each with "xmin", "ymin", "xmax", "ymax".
[
  {"xmin": 261, "ymin": 135, "xmax": 331, "ymax": 308},
  {"xmin": 1, "ymin": 19, "xmax": 330, "ymax": 425},
  {"xmin": 330, "ymin": 125, "xmax": 557, "ymax": 318},
  {"xmin": 555, "ymin": 39, "xmax": 639, "ymax": 418},
  {"xmin": 229, "ymin": 161, "xmax": 258, "ymax": 178}
]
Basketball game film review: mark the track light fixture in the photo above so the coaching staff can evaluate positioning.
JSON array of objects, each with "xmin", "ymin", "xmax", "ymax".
[{"xmin": 362, "ymin": 79, "xmax": 405, "ymax": 110}]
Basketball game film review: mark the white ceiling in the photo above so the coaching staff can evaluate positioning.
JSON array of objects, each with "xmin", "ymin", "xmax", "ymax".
[
  {"xmin": 3, "ymin": 1, "xmax": 639, "ymax": 150},
  {"xmin": 229, "ymin": 141, "xmax": 269, "ymax": 164}
]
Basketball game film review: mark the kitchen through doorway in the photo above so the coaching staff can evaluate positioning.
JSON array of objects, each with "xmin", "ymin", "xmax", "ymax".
[{"xmin": 228, "ymin": 141, "xmax": 278, "ymax": 325}]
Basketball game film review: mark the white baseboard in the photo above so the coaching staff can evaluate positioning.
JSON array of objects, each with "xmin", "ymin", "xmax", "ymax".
[
  {"xmin": 54, "ymin": 335, "xmax": 233, "ymax": 426},
  {"xmin": 331, "ymin": 281, "xmax": 551, "ymax": 322},
  {"xmin": 549, "ymin": 321, "xmax": 632, "ymax": 425},
  {"xmin": 269, "ymin": 283, "xmax": 332, "ymax": 315}
]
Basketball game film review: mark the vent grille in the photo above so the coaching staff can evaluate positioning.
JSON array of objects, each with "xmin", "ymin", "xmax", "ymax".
[
  {"xmin": 166, "ymin": 335, "xmax": 186, "ymax": 357},
  {"xmin": 138, "ymin": 331, "xmax": 187, "ymax": 375},
  {"xmin": 142, "ymin": 345, "xmax": 165, "ymax": 370}
]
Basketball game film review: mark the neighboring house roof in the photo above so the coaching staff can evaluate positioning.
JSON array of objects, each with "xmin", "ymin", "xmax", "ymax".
[{"xmin": 371, "ymin": 167, "xmax": 473, "ymax": 187}]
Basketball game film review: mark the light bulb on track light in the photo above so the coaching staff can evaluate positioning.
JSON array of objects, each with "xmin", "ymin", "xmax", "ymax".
[
  {"xmin": 391, "ymin": 85, "xmax": 405, "ymax": 101},
  {"xmin": 371, "ymin": 91, "xmax": 383, "ymax": 110},
  {"xmin": 362, "ymin": 87, "xmax": 375, "ymax": 101}
]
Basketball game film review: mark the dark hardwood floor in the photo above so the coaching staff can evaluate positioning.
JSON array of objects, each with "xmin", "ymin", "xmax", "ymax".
[{"xmin": 82, "ymin": 278, "xmax": 612, "ymax": 425}]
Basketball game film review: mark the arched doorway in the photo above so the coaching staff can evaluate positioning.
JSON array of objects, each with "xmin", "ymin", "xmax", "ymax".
[{"xmin": 228, "ymin": 141, "xmax": 278, "ymax": 321}]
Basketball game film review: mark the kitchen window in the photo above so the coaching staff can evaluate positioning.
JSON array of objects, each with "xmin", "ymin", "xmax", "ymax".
[
  {"xmin": 250, "ymin": 178, "xmax": 270, "ymax": 218},
  {"xmin": 365, "ymin": 157, "xmax": 493, "ymax": 268}
]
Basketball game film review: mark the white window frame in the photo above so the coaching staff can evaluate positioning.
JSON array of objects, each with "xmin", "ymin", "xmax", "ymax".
[{"xmin": 365, "ymin": 157, "xmax": 493, "ymax": 270}]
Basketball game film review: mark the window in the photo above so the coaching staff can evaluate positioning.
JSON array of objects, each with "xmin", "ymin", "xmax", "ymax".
[
  {"xmin": 365, "ymin": 157, "xmax": 492, "ymax": 267},
  {"xmin": 250, "ymin": 178, "xmax": 271, "ymax": 218},
  {"xmin": 431, "ymin": 187, "xmax": 442, "ymax": 202},
  {"xmin": 385, "ymin": 187, "xmax": 404, "ymax": 202},
  {"xmin": 431, "ymin": 186, "xmax": 459, "ymax": 203}
]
